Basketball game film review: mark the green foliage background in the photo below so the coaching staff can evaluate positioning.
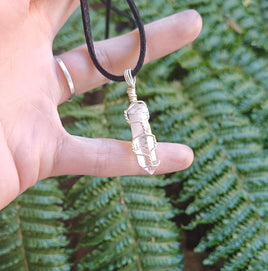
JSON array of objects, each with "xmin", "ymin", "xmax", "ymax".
[{"xmin": 0, "ymin": 0, "xmax": 268, "ymax": 270}]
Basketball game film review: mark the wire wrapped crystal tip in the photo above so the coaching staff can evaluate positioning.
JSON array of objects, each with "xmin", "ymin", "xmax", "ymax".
[{"xmin": 124, "ymin": 69, "xmax": 160, "ymax": 175}]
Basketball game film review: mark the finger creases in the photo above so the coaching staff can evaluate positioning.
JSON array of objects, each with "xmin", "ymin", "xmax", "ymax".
[
  {"xmin": 52, "ymin": 135, "xmax": 194, "ymax": 177},
  {"xmin": 57, "ymin": 9, "xmax": 202, "ymax": 103}
]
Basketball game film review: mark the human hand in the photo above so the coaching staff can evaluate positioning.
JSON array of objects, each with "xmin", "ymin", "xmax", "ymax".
[{"xmin": 0, "ymin": 0, "xmax": 202, "ymax": 209}]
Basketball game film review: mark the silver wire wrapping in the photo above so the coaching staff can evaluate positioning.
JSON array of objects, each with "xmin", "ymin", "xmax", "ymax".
[{"xmin": 124, "ymin": 69, "xmax": 160, "ymax": 174}]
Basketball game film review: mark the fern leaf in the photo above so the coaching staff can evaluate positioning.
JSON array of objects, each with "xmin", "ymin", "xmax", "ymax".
[
  {"xmin": 217, "ymin": 0, "xmax": 268, "ymax": 52},
  {"xmin": 67, "ymin": 176, "xmax": 183, "ymax": 271},
  {"xmin": 129, "ymin": 81, "xmax": 268, "ymax": 269},
  {"xmin": 0, "ymin": 179, "xmax": 69, "ymax": 271}
]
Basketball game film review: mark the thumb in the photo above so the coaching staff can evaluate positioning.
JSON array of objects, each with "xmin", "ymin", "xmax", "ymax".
[{"xmin": 52, "ymin": 134, "xmax": 194, "ymax": 177}]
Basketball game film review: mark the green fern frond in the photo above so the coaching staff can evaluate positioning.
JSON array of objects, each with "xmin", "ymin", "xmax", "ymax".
[
  {"xmin": 259, "ymin": 0, "xmax": 268, "ymax": 29},
  {"xmin": 66, "ymin": 176, "xmax": 183, "ymax": 271},
  {"xmin": 230, "ymin": 47, "xmax": 268, "ymax": 89},
  {"xmin": 184, "ymin": 72, "xmax": 268, "ymax": 225},
  {"xmin": 181, "ymin": 0, "xmax": 268, "ymax": 109},
  {"xmin": 216, "ymin": 0, "xmax": 268, "ymax": 52},
  {"xmin": 0, "ymin": 179, "xmax": 69, "ymax": 271},
  {"xmin": 220, "ymin": 70, "xmax": 268, "ymax": 148},
  {"xmin": 119, "ymin": 79, "xmax": 268, "ymax": 269}
]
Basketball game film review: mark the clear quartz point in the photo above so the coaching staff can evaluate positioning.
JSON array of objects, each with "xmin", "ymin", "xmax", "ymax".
[
  {"xmin": 124, "ymin": 69, "xmax": 160, "ymax": 174},
  {"xmin": 124, "ymin": 101, "xmax": 160, "ymax": 175}
]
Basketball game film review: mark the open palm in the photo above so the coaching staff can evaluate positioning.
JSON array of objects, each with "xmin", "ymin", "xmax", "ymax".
[{"xmin": 0, "ymin": 0, "xmax": 202, "ymax": 209}]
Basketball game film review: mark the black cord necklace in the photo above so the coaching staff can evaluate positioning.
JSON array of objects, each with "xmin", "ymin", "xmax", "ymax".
[
  {"xmin": 80, "ymin": 0, "xmax": 160, "ymax": 174},
  {"xmin": 80, "ymin": 0, "xmax": 146, "ymax": 82}
]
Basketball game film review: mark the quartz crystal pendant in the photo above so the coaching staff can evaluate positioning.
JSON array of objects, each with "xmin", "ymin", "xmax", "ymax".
[{"xmin": 124, "ymin": 69, "xmax": 160, "ymax": 174}]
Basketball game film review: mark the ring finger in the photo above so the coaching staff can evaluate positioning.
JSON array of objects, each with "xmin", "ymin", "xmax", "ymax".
[{"xmin": 55, "ymin": 9, "xmax": 202, "ymax": 104}]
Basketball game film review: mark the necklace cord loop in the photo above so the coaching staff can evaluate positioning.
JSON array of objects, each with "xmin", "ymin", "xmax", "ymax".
[{"xmin": 80, "ymin": 0, "xmax": 146, "ymax": 82}]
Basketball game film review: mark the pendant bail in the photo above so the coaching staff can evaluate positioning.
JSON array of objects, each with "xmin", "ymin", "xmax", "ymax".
[
  {"xmin": 124, "ymin": 69, "xmax": 137, "ymax": 103},
  {"xmin": 124, "ymin": 69, "xmax": 136, "ymax": 87}
]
